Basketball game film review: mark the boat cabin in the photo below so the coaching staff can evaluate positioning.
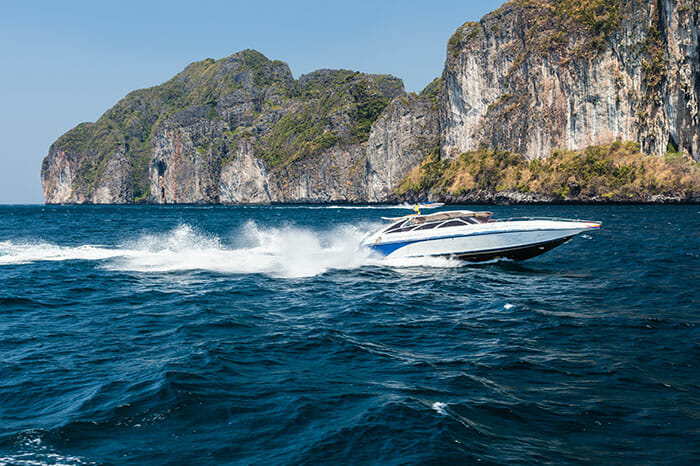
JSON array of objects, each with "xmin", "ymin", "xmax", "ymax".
[{"xmin": 382, "ymin": 211, "xmax": 492, "ymax": 234}]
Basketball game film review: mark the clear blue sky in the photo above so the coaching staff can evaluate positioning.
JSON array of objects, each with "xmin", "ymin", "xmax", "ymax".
[{"xmin": 0, "ymin": 0, "xmax": 504, "ymax": 203}]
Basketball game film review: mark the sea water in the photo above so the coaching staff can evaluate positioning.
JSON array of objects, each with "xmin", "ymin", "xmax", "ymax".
[{"xmin": 0, "ymin": 205, "xmax": 698, "ymax": 464}]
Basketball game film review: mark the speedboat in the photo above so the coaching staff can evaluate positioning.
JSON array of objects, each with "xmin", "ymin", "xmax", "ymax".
[
  {"xmin": 416, "ymin": 202, "xmax": 445, "ymax": 209},
  {"xmin": 400, "ymin": 202, "xmax": 445, "ymax": 210},
  {"xmin": 362, "ymin": 210, "xmax": 601, "ymax": 262}
]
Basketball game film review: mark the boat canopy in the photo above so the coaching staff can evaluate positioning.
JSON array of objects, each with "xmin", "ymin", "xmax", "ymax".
[{"xmin": 381, "ymin": 210, "xmax": 492, "ymax": 224}]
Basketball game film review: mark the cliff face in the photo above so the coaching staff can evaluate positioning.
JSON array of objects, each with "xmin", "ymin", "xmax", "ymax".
[
  {"xmin": 441, "ymin": 0, "xmax": 699, "ymax": 161},
  {"xmin": 42, "ymin": 1, "xmax": 700, "ymax": 204},
  {"xmin": 42, "ymin": 51, "xmax": 438, "ymax": 204},
  {"xmin": 41, "ymin": 124, "xmax": 134, "ymax": 204}
]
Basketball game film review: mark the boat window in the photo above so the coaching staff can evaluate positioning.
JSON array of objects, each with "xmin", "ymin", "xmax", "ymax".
[
  {"xmin": 385, "ymin": 220, "xmax": 407, "ymax": 233},
  {"xmin": 385, "ymin": 220, "xmax": 422, "ymax": 234},
  {"xmin": 438, "ymin": 220, "xmax": 468, "ymax": 228},
  {"xmin": 389, "ymin": 225, "xmax": 419, "ymax": 234},
  {"xmin": 415, "ymin": 222, "xmax": 439, "ymax": 230}
]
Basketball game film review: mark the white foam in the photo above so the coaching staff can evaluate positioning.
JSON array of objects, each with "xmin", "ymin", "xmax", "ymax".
[
  {"xmin": 432, "ymin": 401, "xmax": 448, "ymax": 415},
  {"xmin": 0, "ymin": 431, "xmax": 93, "ymax": 466},
  {"xmin": 0, "ymin": 453, "xmax": 91, "ymax": 466},
  {"xmin": 0, "ymin": 240, "xmax": 129, "ymax": 265},
  {"xmin": 0, "ymin": 222, "xmax": 469, "ymax": 278},
  {"xmin": 504, "ymin": 303, "xmax": 514, "ymax": 310},
  {"xmin": 110, "ymin": 223, "xmax": 376, "ymax": 278}
]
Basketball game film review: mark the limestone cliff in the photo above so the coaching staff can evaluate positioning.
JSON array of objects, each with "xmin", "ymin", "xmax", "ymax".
[
  {"xmin": 42, "ymin": 51, "xmax": 438, "ymax": 204},
  {"xmin": 42, "ymin": 0, "xmax": 700, "ymax": 204},
  {"xmin": 441, "ymin": 0, "xmax": 699, "ymax": 161}
]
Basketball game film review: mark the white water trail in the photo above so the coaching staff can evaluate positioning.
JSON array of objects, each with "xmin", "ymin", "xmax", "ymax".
[
  {"xmin": 0, "ymin": 223, "xmax": 466, "ymax": 278},
  {"xmin": 109, "ymin": 223, "xmax": 376, "ymax": 278},
  {"xmin": 0, "ymin": 240, "xmax": 130, "ymax": 265}
]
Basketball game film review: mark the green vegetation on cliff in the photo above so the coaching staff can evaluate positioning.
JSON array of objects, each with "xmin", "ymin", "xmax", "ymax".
[
  {"xmin": 640, "ymin": 4, "xmax": 668, "ymax": 90},
  {"xmin": 464, "ymin": 0, "xmax": 623, "ymax": 74},
  {"xmin": 517, "ymin": 0, "xmax": 622, "ymax": 57},
  {"xmin": 447, "ymin": 22, "xmax": 480, "ymax": 58},
  {"xmin": 449, "ymin": 0, "xmax": 624, "ymax": 63},
  {"xmin": 259, "ymin": 70, "xmax": 399, "ymax": 170},
  {"xmin": 261, "ymin": 104, "xmax": 338, "ymax": 169},
  {"xmin": 398, "ymin": 142, "xmax": 700, "ymax": 202},
  {"xmin": 419, "ymin": 77, "xmax": 442, "ymax": 110}
]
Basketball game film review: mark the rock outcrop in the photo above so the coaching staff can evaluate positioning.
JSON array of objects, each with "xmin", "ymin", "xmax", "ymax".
[
  {"xmin": 42, "ymin": 51, "xmax": 438, "ymax": 204},
  {"xmin": 440, "ymin": 0, "xmax": 699, "ymax": 161},
  {"xmin": 42, "ymin": 1, "xmax": 700, "ymax": 204}
]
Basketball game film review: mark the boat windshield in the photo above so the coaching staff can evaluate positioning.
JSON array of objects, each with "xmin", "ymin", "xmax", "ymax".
[
  {"xmin": 438, "ymin": 219, "xmax": 469, "ymax": 228},
  {"xmin": 384, "ymin": 219, "xmax": 409, "ymax": 233},
  {"xmin": 414, "ymin": 222, "xmax": 440, "ymax": 230},
  {"xmin": 383, "ymin": 212, "xmax": 490, "ymax": 234}
]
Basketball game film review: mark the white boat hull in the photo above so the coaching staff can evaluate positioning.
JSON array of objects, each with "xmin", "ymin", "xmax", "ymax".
[{"xmin": 364, "ymin": 219, "xmax": 599, "ymax": 262}]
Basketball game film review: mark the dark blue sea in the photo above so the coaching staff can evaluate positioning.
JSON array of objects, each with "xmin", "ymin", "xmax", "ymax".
[{"xmin": 0, "ymin": 205, "xmax": 698, "ymax": 465}]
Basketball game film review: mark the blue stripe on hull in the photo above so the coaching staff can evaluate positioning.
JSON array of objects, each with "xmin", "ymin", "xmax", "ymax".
[{"xmin": 371, "ymin": 242, "xmax": 410, "ymax": 256}]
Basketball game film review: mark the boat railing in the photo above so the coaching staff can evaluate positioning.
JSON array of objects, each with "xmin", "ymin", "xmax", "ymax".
[{"xmin": 491, "ymin": 216, "xmax": 590, "ymax": 223}]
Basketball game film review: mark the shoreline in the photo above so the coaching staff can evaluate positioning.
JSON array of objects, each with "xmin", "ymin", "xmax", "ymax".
[{"xmin": 33, "ymin": 198, "xmax": 700, "ymax": 207}]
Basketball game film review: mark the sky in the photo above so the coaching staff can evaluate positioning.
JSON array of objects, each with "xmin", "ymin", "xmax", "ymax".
[{"xmin": 0, "ymin": 0, "xmax": 505, "ymax": 204}]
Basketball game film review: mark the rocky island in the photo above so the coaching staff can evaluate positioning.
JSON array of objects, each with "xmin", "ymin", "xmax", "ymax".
[{"xmin": 42, "ymin": 0, "xmax": 700, "ymax": 204}]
